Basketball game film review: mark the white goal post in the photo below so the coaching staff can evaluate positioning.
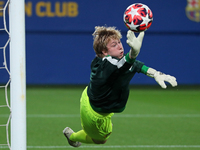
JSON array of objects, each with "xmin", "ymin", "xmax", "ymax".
[{"xmin": 9, "ymin": 0, "xmax": 26, "ymax": 149}]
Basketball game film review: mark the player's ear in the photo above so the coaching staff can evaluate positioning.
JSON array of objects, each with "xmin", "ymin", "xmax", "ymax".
[{"xmin": 102, "ymin": 49, "xmax": 108, "ymax": 56}]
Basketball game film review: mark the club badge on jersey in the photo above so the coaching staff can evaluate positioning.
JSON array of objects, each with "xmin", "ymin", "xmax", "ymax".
[{"xmin": 185, "ymin": 0, "xmax": 200, "ymax": 22}]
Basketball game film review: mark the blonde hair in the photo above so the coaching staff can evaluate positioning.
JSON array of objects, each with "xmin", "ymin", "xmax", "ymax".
[{"xmin": 92, "ymin": 26, "xmax": 122, "ymax": 58}]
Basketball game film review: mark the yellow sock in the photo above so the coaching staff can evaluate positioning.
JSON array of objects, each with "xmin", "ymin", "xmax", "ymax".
[{"xmin": 70, "ymin": 130, "xmax": 94, "ymax": 144}]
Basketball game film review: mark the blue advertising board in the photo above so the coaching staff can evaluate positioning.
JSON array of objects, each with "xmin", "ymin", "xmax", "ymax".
[
  {"xmin": 0, "ymin": 0, "xmax": 200, "ymax": 85},
  {"xmin": 23, "ymin": 0, "xmax": 200, "ymax": 32}
]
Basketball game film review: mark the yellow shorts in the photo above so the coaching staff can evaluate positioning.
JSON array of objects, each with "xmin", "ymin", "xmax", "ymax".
[{"xmin": 80, "ymin": 87, "xmax": 114, "ymax": 141}]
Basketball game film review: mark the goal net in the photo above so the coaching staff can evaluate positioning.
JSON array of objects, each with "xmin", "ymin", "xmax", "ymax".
[{"xmin": 0, "ymin": 0, "xmax": 11, "ymax": 149}]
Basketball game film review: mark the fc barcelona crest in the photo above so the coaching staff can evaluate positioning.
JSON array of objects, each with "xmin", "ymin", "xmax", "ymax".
[{"xmin": 186, "ymin": 0, "xmax": 200, "ymax": 22}]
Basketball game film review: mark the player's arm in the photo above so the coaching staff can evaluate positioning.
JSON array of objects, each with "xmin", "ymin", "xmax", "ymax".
[
  {"xmin": 141, "ymin": 65, "xmax": 178, "ymax": 89},
  {"xmin": 126, "ymin": 30, "xmax": 145, "ymax": 59}
]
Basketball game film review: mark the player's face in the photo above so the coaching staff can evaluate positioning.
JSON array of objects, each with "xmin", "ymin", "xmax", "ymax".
[{"xmin": 103, "ymin": 39, "xmax": 124, "ymax": 59}]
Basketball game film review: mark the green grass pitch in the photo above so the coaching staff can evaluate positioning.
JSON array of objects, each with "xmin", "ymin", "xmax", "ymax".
[{"xmin": 0, "ymin": 85, "xmax": 200, "ymax": 150}]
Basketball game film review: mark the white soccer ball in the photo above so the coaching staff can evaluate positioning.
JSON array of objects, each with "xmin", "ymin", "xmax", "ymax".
[{"xmin": 123, "ymin": 3, "xmax": 153, "ymax": 32}]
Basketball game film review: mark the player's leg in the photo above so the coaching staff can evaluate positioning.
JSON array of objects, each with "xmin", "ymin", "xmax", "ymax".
[
  {"xmin": 69, "ymin": 129, "xmax": 94, "ymax": 143},
  {"xmin": 63, "ymin": 127, "xmax": 82, "ymax": 147},
  {"xmin": 64, "ymin": 127, "xmax": 107, "ymax": 144},
  {"xmin": 63, "ymin": 87, "xmax": 95, "ymax": 146},
  {"xmin": 92, "ymin": 138, "xmax": 107, "ymax": 144},
  {"xmin": 80, "ymin": 87, "xmax": 114, "ymax": 143},
  {"xmin": 63, "ymin": 87, "xmax": 113, "ymax": 146}
]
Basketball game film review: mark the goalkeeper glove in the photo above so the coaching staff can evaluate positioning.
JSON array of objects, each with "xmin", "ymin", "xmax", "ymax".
[
  {"xmin": 126, "ymin": 30, "xmax": 145, "ymax": 59},
  {"xmin": 147, "ymin": 68, "xmax": 177, "ymax": 89}
]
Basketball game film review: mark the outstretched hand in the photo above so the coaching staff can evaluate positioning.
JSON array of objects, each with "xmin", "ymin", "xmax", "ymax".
[
  {"xmin": 147, "ymin": 68, "xmax": 177, "ymax": 89},
  {"xmin": 126, "ymin": 30, "xmax": 145, "ymax": 58},
  {"xmin": 154, "ymin": 71, "xmax": 177, "ymax": 89}
]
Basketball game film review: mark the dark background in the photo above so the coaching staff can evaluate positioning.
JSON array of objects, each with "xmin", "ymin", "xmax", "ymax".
[{"xmin": 0, "ymin": 0, "xmax": 199, "ymax": 85}]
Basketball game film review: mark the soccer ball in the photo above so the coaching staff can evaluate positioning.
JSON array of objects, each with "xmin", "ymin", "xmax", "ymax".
[{"xmin": 123, "ymin": 3, "xmax": 153, "ymax": 32}]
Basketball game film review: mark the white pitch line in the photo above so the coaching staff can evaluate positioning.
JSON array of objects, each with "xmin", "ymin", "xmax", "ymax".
[
  {"xmin": 20, "ymin": 145, "xmax": 200, "ymax": 149},
  {"xmin": 2, "ymin": 145, "xmax": 200, "ymax": 149},
  {"xmin": 114, "ymin": 114, "xmax": 200, "ymax": 118},
  {"xmin": 1, "ymin": 114, "xmax": 200, "ymax": 118},
  {"xmin": 28, "ymin": 114, "xmax": 80, "ymax": 118},
  {"xmin": 1, "ymin": 145, "xmax": 200, "ymax": 149}
]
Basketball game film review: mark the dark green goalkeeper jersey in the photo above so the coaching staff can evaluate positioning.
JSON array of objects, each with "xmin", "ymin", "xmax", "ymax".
[{"xmin": 87, "ymin": 53, "xmax": 147, "ymax": 113}]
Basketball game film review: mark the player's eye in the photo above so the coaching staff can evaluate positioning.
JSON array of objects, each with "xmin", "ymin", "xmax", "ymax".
[{"xmin": 111, "ymin": 43, "xmax": 117, "ymax": 47}]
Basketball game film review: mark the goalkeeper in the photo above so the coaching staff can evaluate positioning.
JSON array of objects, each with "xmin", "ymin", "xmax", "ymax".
[{"xmin": 63, "ymin": 26, "xmax": 177, "ymax": 147}]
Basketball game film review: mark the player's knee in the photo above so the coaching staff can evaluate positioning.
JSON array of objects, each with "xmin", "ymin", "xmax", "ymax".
[
  {"xmin": 92, "ymin": 139, "xmax": 107, "ymax": 144},
  {"xmin": 99, "ymin": 140, "xmax": 107, "ymax": 144}
]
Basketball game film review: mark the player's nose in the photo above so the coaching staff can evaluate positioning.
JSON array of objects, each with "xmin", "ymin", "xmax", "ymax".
[{"xmin": 118, "ymin": 43, "xmax": 123, "ymax": 50}]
